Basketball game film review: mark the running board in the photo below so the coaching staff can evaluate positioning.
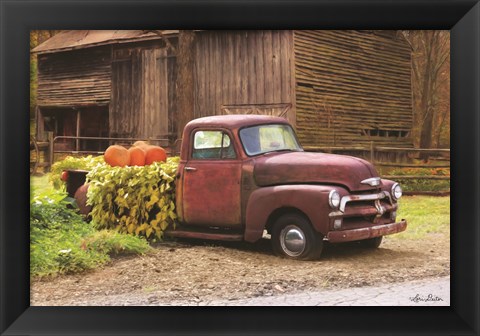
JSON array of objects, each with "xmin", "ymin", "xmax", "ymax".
[{"xmin": 164, "ymin": 229, "xmax": 244, "ymax": 241}]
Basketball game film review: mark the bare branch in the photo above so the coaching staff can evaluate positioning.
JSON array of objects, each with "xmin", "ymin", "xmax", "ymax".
[{"xmin": 143, "ymin": 30, "xmax": 177, "ymax": 54}]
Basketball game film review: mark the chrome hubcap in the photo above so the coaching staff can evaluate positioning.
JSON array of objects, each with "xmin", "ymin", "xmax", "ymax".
[{"xmin": 280, "ymin": 225, "xmax": 306, "ymax": 257}]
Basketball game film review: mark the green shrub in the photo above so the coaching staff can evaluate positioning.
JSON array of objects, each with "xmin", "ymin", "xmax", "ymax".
[
  {"xmin": 81, "ymin": 230, "xmax": 152, "ymax": 256},
  {"xmin": 86, "ymin": 157, "xmax": 180, "ymax": 240},
  {"xmin": 50, "ymin": 155, "xmax": 104, "ymax": 189},
  {"xmin": 387, "ymin": 167, "xmax": 450, "ymax": 192},
  {"xmin": 30, "ymin": 188, "xmax": 150, "ymax": 278}
]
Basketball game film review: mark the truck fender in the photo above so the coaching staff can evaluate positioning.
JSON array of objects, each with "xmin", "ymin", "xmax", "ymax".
[{"xmin": 244, "ymin": 185, "xmax": 337, "ymax": 242}]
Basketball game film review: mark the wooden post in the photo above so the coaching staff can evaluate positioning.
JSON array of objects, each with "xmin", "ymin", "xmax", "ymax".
[
  {"xmin": 175, "ymin": 30, "xmax": 195, "ymax": 140},
  {"xmin": 36, "ymin": 106, "xmax": 44, "ymax": 141},
  {"xmin": 76, "ymin": 110, "xmax": 81, "ymax": 151},
  {"xmin": 47, "ymin": 131, "xmax": 54, "ymax": 172}
]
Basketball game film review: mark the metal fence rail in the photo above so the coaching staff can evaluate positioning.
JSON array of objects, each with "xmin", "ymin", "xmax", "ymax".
[
  {"xmin": 48, "ymin": 133, "xmax": 170, "ymax": 169},
  {"xmin": 304, "ymin": 144, "xmax": 450, "ymax": 189}
]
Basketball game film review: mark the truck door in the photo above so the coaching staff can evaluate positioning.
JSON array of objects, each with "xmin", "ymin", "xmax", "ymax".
[{"xmin": 181, "ymin": 129, "xmax": 242, "ymax": 227}]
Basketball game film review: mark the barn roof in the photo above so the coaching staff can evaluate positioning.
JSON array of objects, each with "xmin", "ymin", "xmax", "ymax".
[
  {"xmin": 32, "ymin": 30, "xmax": 179, "ymax": 54},
  {"xmin": 33, "ymin": 30, "xmax": 409, "ymax": 55}
]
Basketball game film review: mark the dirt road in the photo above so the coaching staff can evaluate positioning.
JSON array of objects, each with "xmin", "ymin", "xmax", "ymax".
[{"xmin": 31, "ymin": 232, "xmax": 450, "ymax": 306}]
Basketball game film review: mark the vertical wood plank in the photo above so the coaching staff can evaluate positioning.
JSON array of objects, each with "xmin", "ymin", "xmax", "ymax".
[
  {"xmin": 240, "ymin": 31, "xmax": 248, "ymax": 104},
  {"xmin": 161, "ymin": 48, "xmax": 169, "ymax": 136},
  {"xmin": 193, "ymin": 35, "xmax": 202, "ymax": 119},
  {"xmin": 206, "ymin": 33, "xmax": 213, "ymax": 117},
  {"xmin": 288, "ymin": 31, "xmax": 296, "ymax": 127},
  {"xmin": 219, "ymin": 32, "xmax": 226, "ymax": 111},
  {"xmin": 226, "ymin": 32, "xmax": 235, "ymax": 105},
  {"xmin": 263, "ymin": 30, "xmax": 273, "ymax": 104},
  {"xmin": 247, "ymin": 30, "xmax": 257, "ymax": 105},
  {"xmin": 272, "ymin": 30, "xmax": 281, "ymax": 104},
  {"xmin": 234, "ymin": 32, "xmax": 242, "ymax": 104},
  {"xmin": 256, "ymin": 31, "xmax": 265, "ymax": 103},
  {"xmin": 168, "ymin": 52, "xmax": 177, "ymax": 137}
]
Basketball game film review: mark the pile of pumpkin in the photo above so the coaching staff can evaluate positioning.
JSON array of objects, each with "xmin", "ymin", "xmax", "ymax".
[{"xmin": 104, "ymin": 141, "xmax": 167, "ymax": 167}]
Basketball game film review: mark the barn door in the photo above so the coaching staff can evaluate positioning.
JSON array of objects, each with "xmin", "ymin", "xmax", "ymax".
[
  {"xmin": 110, "ymin": 48, "xmax": 169, "ymax": 141},
  {"xmin": 111, "ymin": 49, "xmax": 141, "ymax": 138}
]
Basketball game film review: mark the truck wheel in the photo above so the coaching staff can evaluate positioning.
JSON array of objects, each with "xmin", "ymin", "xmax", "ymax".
[
  {"xmin": 359, "ymin": 236, "xmax": 383, "ymax": 248},
  {"xmin": 271, "ymin": 214, "xmax": 323, "ymax": 260}
]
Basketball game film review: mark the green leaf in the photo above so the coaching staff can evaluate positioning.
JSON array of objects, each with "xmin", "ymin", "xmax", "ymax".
[{"xmin": 84, "ymin": 156, "xmax": 180, "ymax": 241}]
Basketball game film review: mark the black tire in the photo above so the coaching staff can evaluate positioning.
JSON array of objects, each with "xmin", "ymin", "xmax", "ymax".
[
  {"xmin": 358, "ymin": 236, "xmax": 383, "ymax": 249},
  {"xmin": 271, "ymin": 213, "xmax": 323, "ymax": 260}
]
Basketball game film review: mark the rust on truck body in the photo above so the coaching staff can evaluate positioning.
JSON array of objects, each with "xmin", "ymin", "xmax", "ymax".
[
  {"xmin": 174, "ymin": 115, "xmax": 406, "ymax": 251},
  {"xmin": 254, "ymin": 152, "xmax": 379, "ymax": 192},
  {"xmin": 181, "ymin": 159, "xmax": 242, "ymax": 227},
  {"xmin": 244, "ymin": 184, "xmax": 334, "ymax": 242}
]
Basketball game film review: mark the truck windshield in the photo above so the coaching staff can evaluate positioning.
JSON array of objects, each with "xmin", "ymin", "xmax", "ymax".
[{"xmin": 239, "ymin": 124, "xmax": 303, "ymax": 156}]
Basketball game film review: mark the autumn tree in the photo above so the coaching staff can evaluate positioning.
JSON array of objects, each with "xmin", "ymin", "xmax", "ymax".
[{"xmin": 402, "ymin": 30, "xmax": 450, "ymax": 156}]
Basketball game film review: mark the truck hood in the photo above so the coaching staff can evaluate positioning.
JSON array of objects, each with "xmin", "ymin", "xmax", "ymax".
[{"xmin": 253, "ymin": 151, "xmax": 380, "ymax": 192}]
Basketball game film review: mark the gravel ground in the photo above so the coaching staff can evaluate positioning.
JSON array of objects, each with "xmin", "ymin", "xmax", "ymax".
[
  {"xmin": 201, "ymin": 276, "xmax": 450, "ymax": 306},
  {"xmin": 31, "ymin": 231, "xmax": 450, "ymax": 306}
]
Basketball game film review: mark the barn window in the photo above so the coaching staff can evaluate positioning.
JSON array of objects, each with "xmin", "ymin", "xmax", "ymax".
[{"xmin": 363, "ymin": 129, "xmax": 409, "ymax": 138}]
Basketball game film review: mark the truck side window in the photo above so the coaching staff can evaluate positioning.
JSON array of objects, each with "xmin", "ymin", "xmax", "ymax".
[{"xmin": 192, "ymin": 131, "xmax": 236, "ymax": 159}]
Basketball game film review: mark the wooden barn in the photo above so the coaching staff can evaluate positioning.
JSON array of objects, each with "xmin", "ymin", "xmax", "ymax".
[{"xmin": 32, "ymin": 30, "xmax": 413, "ymax": 153}]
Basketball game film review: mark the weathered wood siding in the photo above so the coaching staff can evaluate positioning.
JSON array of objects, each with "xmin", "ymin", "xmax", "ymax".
[
  {"xmin": 294, "ymin": 30, "xmax": 413, "ymax": 148},
  {"xmin": 110, "ymin": 46, "xmax": 170, "ymax": 141},
  {"xmin": 110, "ymin": 48, "xmax": 141, "ymax": 137},
  {"xmin": 193, "ymin": 30, "xmax": 295, "ymax": 124},
  {"xmin": 37, "ymin": 47, "xmax": 111, "ymax": 107},
  {"xmin": 35, "ymin": 30, "xmax": 413, "ymax": 151}
]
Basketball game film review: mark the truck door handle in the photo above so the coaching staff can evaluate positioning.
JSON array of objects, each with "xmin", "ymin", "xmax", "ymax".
[{"xmin": 185, "ymin": 167, "xmax": 197, "ymax": 172}]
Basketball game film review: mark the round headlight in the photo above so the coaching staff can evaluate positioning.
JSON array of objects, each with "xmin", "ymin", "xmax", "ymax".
[
  {"xmin": 329, "ymin": 190, "xmax": 341, "ymax": 209},
  {"xmin": 391, "ymin": 183, "xmax": 402, "ymax": 200}
]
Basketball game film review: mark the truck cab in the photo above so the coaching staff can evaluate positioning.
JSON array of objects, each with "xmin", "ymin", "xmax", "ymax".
[{"xmin": 170, "ymin": 115, "xmax": 407, "ymax": 260}]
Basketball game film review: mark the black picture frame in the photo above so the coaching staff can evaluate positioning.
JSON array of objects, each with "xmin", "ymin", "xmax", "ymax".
[{"xmin": 1, "ymin": 0, "xmax": 479, "ymax": 335}]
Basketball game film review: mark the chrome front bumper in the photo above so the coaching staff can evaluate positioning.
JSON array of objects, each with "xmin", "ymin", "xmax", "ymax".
[{"xmin": 326, "ymin": 220, "xmax": 407, "ymax": 243}]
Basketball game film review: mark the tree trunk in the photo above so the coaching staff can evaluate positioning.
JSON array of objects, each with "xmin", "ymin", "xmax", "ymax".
[
  {"xmin": 418, "ymin": 31, "xmax": 435, "ymax": 161},
  {"xmin": 402, "ymin": 30, "xmax": 450, "ymax": 156},
  {"xmin": 175, "ymin": 30, "xmax": 195, "ymax": 140}
]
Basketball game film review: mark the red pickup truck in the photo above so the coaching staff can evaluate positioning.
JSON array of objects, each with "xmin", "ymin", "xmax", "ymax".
[{"xmin": 68, "ymin": 115, "xmax": 407, "ymax": 260}]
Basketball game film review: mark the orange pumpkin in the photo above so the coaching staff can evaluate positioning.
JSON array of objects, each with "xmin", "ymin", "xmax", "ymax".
[
  {"xmin": 132, "ymin": 140, "xmax": 149, "ymax": 150},
  {"xmin": 144, "ymin": 145, "xmax": 167, "ymax": 165},
  {"xmin": 104, "ymin": 145, "xmax": 130, "ymax": 167},
  {"xmin": 128, "ymin": 146, "xmax": 146, "ymax": 166}
]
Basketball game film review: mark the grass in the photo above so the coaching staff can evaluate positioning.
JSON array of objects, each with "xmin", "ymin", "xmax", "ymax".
[
  {"xmin": 31, "ymin": 174, "xmax": 56, "ymax": 195},
  {"xmin": 393, "ymin": 195, "xmax": 450, "ymax": 240},
  {"xmin": 30, "ymin": 174, "xmax": 151, "ymax": 278}
]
